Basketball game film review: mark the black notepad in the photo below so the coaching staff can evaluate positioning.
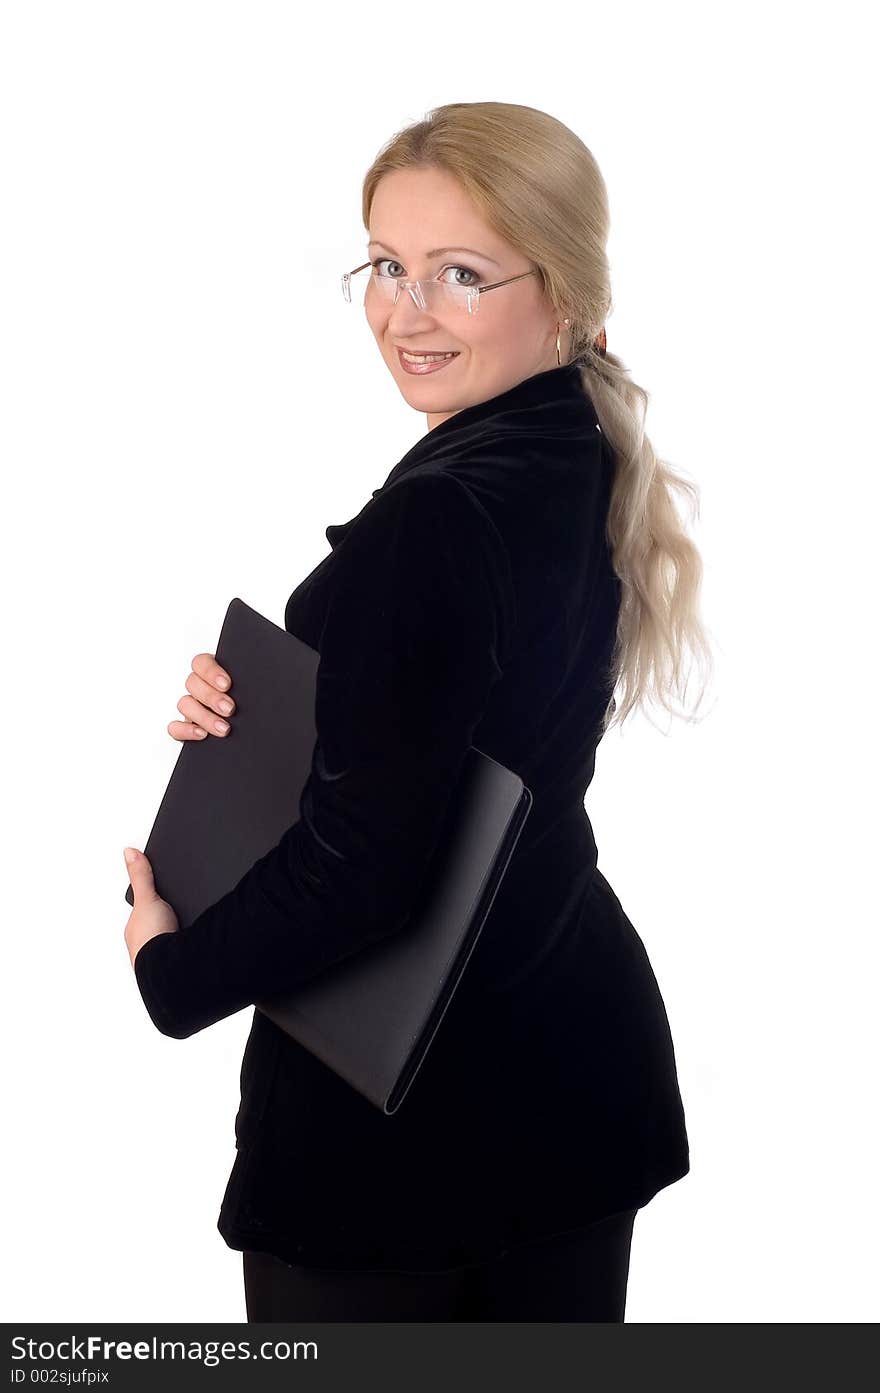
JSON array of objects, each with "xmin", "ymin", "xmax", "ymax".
[{"xmin": 125, "ymin": 597, "xmax": 532, "ymax": 1113}]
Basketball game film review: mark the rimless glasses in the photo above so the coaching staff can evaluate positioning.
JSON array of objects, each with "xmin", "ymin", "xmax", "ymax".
[{"xmin": 341, "ymin": 259, "xmax": 539, "ymax": 316}]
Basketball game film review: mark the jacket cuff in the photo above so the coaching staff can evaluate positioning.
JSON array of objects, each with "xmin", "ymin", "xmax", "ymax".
[{"xmin": 133, "ymin": 933, "xmax": 189, "ymax": 1039}]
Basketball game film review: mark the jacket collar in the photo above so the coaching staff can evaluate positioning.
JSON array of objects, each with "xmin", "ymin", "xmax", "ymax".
[
  {"xmin": 375, "ymin": 360, "xmax": 600, "ymax": 495},
  {"xmin": 326, "ymin": 360, "xmax": 602, "ymax": 548}
]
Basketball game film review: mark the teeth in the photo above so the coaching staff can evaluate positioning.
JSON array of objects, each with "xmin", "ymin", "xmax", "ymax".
[{"xmin": 401, "ymin": 350, "xmax": 457, "ymax": 363}]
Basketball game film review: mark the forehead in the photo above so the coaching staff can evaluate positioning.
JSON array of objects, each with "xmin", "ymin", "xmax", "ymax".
[{"xmin": 368, "ymin": 167, "xmax": 501, "ymax": 251}]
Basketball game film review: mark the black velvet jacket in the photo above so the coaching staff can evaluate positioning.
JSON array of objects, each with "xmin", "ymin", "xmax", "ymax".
[{"xmin": 134, "ymin": 362, "xmax": 690, "ymax": 1272}]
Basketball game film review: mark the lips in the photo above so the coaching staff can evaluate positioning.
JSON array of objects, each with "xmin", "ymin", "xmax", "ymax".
[
  {"xmin": 396, "ymin": 346, "xmax": 461, "ymax": 376},
  {"xmin": 398, "ymin": 349, "xmax": 458, "ymax": 360}
]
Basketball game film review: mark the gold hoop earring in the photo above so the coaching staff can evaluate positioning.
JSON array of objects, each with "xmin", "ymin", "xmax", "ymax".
[{"xmin": 556, "ymin": 319, "xmax": 570, "ymax": 366}]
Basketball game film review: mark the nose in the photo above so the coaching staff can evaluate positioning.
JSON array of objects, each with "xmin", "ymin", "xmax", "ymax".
[
  {"xmin": 397, "ymin": 279, "xmax": 427, "ymax": 310},
  {"xmin": 391, "ymin": 279, "xmax": 429, "ymax": 313},
  {"xmin": 387, "ymin": 283, "xmax": 435, "ymax": 334}
]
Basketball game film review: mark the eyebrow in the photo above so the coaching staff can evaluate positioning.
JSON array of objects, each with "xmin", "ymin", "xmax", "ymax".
[{"xmin": 367, "ymin": 239, "xmax": 500, "ymax": 267}]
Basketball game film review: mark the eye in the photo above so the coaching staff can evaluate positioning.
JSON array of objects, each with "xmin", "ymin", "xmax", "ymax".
[
  {"xmin": 371, "ymin": 257, "xmax": 481, "ymax": 287},
  {"xmin": 439, "ymin": 264, "xmax": 480, "ymax": 287}
]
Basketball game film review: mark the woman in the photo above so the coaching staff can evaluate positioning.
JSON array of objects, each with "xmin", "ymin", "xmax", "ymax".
[{"xmin": 125, "ymin": 101, "xmax": 713, "ymax": 1322}]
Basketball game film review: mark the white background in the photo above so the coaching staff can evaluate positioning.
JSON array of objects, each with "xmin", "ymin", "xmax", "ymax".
[{"xmin": 2, "ymin": 0, "xmax": 877, "ymax": 1324}]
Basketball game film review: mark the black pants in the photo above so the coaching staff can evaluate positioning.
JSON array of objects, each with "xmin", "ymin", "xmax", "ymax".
[{"xmin": 243, "ymin": 1208, "xmax": 638, "ymax": 1321}]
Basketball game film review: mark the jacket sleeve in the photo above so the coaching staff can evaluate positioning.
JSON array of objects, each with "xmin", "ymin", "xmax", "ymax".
[{"xmin": 133, "ymin": 470, "xmax": 516, "ymax": 1038}]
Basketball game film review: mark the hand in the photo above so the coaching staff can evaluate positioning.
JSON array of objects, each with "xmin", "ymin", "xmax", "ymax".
[
  {"xmin": 168, "ymin": 652, "xmax": 235, "ymax": 742},
  {"xmin": 123, "ymin": 847, "xmax": 179, "ymax": 970}
]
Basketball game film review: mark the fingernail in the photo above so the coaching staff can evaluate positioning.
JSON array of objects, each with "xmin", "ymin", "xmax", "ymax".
[{"xmin": 124, "ymin": 848, "xmax": 136, "ymax": 864}]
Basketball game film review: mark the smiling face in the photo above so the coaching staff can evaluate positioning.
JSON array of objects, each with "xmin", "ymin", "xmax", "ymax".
[{"xmin": 365, "ymin": 166, "xmax": 569, "ymax": 430}]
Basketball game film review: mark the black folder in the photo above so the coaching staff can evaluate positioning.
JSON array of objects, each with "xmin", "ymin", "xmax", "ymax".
[{"xmin": 126, "ymin": 597, "xmax": 532, "ymax": 1113}]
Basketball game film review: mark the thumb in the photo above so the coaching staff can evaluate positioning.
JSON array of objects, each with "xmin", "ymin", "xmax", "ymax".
[{"xmin": 123, "ymin": 847, "xmax": 157, "ymax": 901}]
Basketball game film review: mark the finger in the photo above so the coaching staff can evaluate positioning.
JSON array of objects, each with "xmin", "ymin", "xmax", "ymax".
[
  {"xmin": 185, "ymin": 669, "xmax": 235, "ymax": 718},
  {"xmin": 192, "ymin": 652, "xmax": 232, "ymax": 694},
  {"xmin": 176, "ymin": 694, "xmax": 231, "ymax": 736},
  {"xmin": 123, "ymin": 847, "xmax": 158, "ymax": 901},
  {"xmin": 167, "ymin": 718, "xmax": 208, "ymax": 740}
]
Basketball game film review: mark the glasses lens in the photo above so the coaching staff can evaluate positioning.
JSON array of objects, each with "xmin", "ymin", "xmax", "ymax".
[{"xmin": 344, "ymin": 269, "xmax": 477, "ymax": 313}]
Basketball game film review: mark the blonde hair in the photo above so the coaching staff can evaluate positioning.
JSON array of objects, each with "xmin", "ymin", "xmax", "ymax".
[{"xmin": 361, "ymin": 101, "xmax": 715, "ymax": 732}]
